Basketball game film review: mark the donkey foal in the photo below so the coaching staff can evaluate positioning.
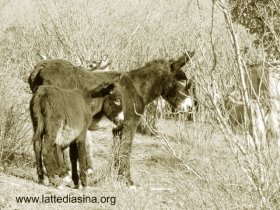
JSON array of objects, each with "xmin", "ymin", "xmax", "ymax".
[{"xmin": 30, "ymin": 83, "xmax": 115, "ymax": 188}]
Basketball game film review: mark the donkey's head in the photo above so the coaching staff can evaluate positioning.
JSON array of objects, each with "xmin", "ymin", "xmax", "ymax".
[
  {"xmin": 102, "ymin": 86, "xmax": 123, "ymax": 125},
  {"xmin": 161, "ymin": 51, "xmax": 195, "ymax": 109}
]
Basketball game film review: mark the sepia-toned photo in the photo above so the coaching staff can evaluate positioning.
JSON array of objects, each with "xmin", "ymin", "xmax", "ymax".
[{"xmin": 0, "ymin": 0, "xmax": 280, "ymax": 209}]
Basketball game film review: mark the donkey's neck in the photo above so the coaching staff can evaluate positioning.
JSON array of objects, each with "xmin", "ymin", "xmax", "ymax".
[{"xmin": 125, "ymin": 68, "xmax": 165, "ymax": 105}]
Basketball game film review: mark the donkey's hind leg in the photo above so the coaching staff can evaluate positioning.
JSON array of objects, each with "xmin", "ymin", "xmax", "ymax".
[
  {"xmin": 63, "ymin": 147, "xmax": 71, "ymax": 174},
  {"xmin": 77, "ymin": 131, "xmax": 88, "ymax": 188},
  {"xmin": 70, "ymin": 142, "xmax": 79, "ymax": 188},
  {"xmin": 56, "ymin": 145, "xmax": 69, "ymax": 177},
  {"xmin": 56, "ymin": 146, "xmax": 72, "ymax": 189},
  {"xmin": 61, "ymin": 147, "xmax": 72, "ymax": 180},
  {"xmin": 33, "ymin": 133, "xmax": 45, "ymax": 184},
  {"xmin": 85, "ymin": 133, "xmax": 93, "ymax": 175},
  {"xmin": 42, "ymin": 135, "xmax": 60, "ymax": 187}
]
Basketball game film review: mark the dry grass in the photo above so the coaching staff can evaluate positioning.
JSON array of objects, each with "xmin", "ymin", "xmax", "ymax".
[
  {"xmin": 0, "ymin": 0, "xmax": 280, "ymax": 209},
  {"xmin": 0, "ymin": 119, "xmax": 250, "ymax": 209}
]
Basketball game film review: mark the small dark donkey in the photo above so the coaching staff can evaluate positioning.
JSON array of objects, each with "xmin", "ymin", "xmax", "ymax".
[
  {"xmin": 30, "ymin": 82, "xmax": 117, "ymax": 188},
  {"xmin": 112, "ymin": 51, "xmax": 195, "ymax": 185}
]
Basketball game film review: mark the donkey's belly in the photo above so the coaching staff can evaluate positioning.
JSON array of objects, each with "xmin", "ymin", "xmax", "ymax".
[{"xmin": 55, "ymin": 120, "xmax": 82, "ymax": 147}]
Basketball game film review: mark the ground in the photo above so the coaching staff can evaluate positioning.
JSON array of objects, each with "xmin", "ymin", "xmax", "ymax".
[
  {"xmin": 0, "ymin": 118, "xmax": 201, "ymax": 209},
  {"xmin": 0, "ymin": 117, "xmax": 262, "ymax": 209}
]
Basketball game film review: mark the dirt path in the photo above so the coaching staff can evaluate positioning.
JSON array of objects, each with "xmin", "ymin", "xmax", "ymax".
[
  {"xmin": 0, "ymin": 119, "xmax": 209, "ymax": 210},
  {"xmin": 0, "ymin": 172, "xmax": 119, "ymax": 210}
]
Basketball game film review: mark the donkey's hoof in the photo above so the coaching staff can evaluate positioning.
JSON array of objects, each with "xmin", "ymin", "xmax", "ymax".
[
  {"xmin": 74, "ymin": 184, "xmax": 82, "ymax": 189},
  {"xmin": 38, "ymin": 177, "xmax": 44, "ymax": 184},
  {"xmin": 57, "ymin": 175, "xmax": 72, "ymax": 189},
  {"xmin": 129, "ymin": 183, "xmax": 142, "ymax": 191},
  {"xmin": 49, "ymin": 176, "xmax": 63, "ymax": 188},
  {"xmin": 62, "ymin": 175, "xmax": 72, "ymax": 184},
  {"xmin": 57, "ymin": 177, "xmax": 72, "ymax": 189},
  {"xmin": 129, "ymin": 185, "xmax": 137, "ymax": 190},
  {"xmin": 57, "ymin": 184, "xmax": 65, "ymax": 190},
  {"xmin": 38, "ymin": 177, "xmax": 48, "ymax": 186},
  {"xmin": 126, "ymin": 179, "xmax": 134, "ymax": 186},
  {"xmin": 87, "ymin": 168, "xmax": 93, "ymax": 175}
]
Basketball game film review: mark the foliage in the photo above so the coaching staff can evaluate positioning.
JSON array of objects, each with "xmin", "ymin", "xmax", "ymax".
[{"xmin": 229, "ymin": 0, "xmax": 280, "ymax": 59}]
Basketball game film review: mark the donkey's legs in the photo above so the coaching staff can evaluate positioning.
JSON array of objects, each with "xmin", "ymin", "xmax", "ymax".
[
  {"xmin": 77, "ymin": 131, "xmax": 88, "ymax": 187},
  {"xmin": 33, "ymin": 134, "xmax": 44, "ymax": 184},
  {"xmin": 85, "ymin": 132, "xmax": 93, "ymax": 174},
  {"xmin": 63, "ymin": 147, "xmax": 71, "ymax": 174},
  {"xmin": 56, "ymin": 146, "xmax": 69, "ymax": 178},
  {"xmin": 42, "ymin": 135, "xmax": 60, "ymax": 187},
  {"xmin": 55, "ymin": 146, "xmax": 72, "ymax": 189},
  {"xmin": 70, "ymin": 142, "xmax": 79, "ymax": 188},
  {"xmin": 113, "ymin": 119, "xmax": 137, "ymax": 185}
]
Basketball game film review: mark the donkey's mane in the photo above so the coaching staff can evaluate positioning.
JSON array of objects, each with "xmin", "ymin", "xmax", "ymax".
[{"xmin": 144, "ymin": 59, "xmax": 167, "ymax": 67}]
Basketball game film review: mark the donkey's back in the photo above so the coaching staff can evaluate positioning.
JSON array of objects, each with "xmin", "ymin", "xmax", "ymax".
[{"xmin": 29, "ymin": 59, "xmax": 122, "ymax": 93}]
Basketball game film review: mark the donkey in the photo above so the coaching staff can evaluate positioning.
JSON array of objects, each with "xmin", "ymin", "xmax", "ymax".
[
  {"xmin": 225, "ymin": 90, "xmax": 266, "ymax": 147},
  {"xmin": 28, "ymin": 59, "xmax": 123, "ymax": 128},
  {"xmin": 30, "ymin": 82, "xmax": 117, "ymax": 188},
  {"xmin": 28, "ymin": 59, "xmax": 124, "ymax": 173},
  {"xmin": 210, "ymin": 82, "xmax": 266, "ymax": 148},
  {"xmin": 112, "ymin": 51, "xmax": 195, "ymax": 185}
]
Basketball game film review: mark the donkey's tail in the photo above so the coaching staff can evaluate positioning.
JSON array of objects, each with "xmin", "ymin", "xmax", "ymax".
[
  {"xmin": 30, "ymin": 92, "xmax": 45, "ymax": 181},
  {"xmin": 28, "ymin": 60, "xmax": 47, "ymax": 93},
  {"xmin": 30, "ymin": 93, "xmax": 45, "ymax": 142}
]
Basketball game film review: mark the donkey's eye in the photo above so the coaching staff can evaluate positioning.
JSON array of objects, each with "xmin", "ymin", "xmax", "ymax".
[
  {"xmin": 113, "ymin": 99, "xmax": 121, "ymax": 106},
  {"xmin": 179, "ymin": 80, "xmax": 185, "ymax": 85}
]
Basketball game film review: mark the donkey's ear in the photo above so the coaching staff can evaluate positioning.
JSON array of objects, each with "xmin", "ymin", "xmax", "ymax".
[
  {"xmin": 170, "ymin": 51, "xmax": 195, "ymax": 72},
  {"xmin": 185, "ymin": 79, "xmax": 193, "ymax": 90},
  {"xmin": 174, "ymin": 70, "xmax": 187, "ymax": 80},
  {"xmin": 90, "ymin": 83, "xmax": 115, "ymax": 98}
]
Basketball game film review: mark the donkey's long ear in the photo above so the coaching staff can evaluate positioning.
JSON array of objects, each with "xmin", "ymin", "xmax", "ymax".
[
  {"xmin": 175, "ymin": 70, "xmax": 187, "ymax": 80},
  {"xmin": 185, "ymin": 78, "xmax": 193, "ymax": 90},
  {"xmin": 90, "ymin": 83, "xmax": 115, "ymax": 98},
  {"xmin": 170, "ymin": 51, "xmax": 195, "ymax": 72}
]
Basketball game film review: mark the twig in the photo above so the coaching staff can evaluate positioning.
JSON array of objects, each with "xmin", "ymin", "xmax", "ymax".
[{"xmin": 133, "ymin": 103, "xmax": 207, "ymax": 182}]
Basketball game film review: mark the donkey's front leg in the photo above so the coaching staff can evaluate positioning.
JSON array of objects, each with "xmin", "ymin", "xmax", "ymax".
[
  {"xmin": 77, "ymin": 131, "xmax": 88, "ymax": 188},
  {"xmin": 113, "ymin": 119, "xmax": 137, "ymax": 186}
]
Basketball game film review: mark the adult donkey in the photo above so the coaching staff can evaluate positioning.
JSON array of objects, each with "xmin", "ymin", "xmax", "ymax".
[
  {"xmin": 28, "ymin": 59, "xmax": 123, "ymax": 179},
  {"xmin": 210, "ymin": 82, "xmax": 266, "ymax": 148},
  {"xmin": 28, "ymin": 59, "xmax": 123, "ymax": 128},
  {"xmin": 30, "ymin": 82, "xmax": 116, "ymax": 188},
  {"xmin": 112, "ymin": 51, "xmax": 195, "ymax": 185}
]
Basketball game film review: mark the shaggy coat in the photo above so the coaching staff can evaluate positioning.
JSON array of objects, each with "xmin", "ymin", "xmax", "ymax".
[
  {"xmin": 28, "ymin": 59, "xmax": 123, "ymax": 176},
  {"xmin": 30, "ymin": 83, "xmax": 116, "ymax": 188},
  {"xmin": 29, "ymin": 59, "xmax": 123, "ymax": 129},
  {"xmin": 112, "ymin": 52, "xmax": 195, "ymax": 185}
]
